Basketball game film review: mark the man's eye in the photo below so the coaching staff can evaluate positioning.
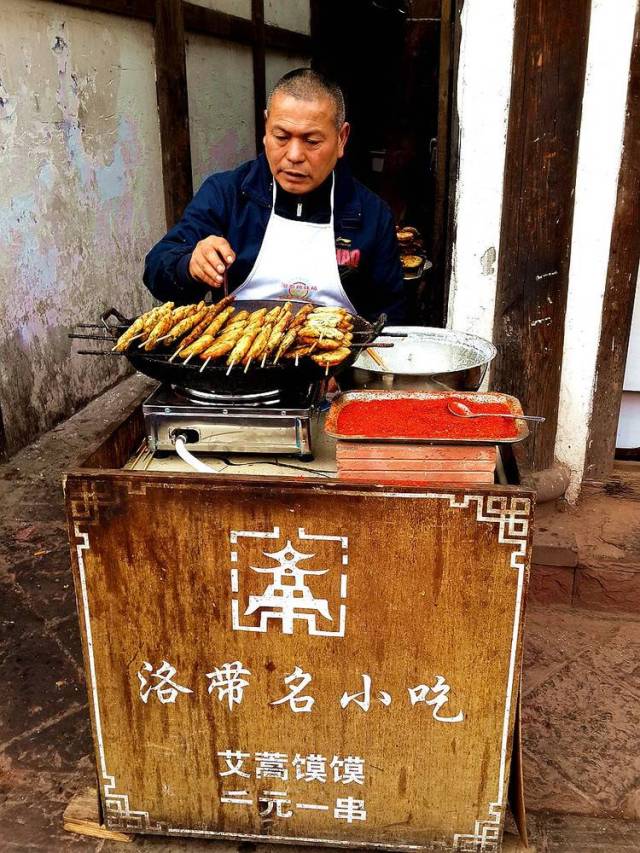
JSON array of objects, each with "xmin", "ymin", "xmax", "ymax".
[
  {"xmin": 274, "ymin": 134, "xmax": 287, "ymax": 141},
  {"xmin": 307, "ymin": 140, "xmax": 321, "ymax": 146}
]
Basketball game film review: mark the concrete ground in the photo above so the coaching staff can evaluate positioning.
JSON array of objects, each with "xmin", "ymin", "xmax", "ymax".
[{"xmin": 1, "ymin": 375, "xmax": 640, "ymax": 852}]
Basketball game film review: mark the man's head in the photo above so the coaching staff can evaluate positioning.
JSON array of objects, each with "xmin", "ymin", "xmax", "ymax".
[{"xmin": 264, "ymin": 68, "xmax": 350, "ymax": 195}]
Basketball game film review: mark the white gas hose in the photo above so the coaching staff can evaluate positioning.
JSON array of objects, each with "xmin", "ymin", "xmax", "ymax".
[{"xmin": 174, "ymin": 435, "xmax": 221, "ymax": 473}]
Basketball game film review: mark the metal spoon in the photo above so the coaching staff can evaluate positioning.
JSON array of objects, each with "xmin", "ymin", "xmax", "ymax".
[{"xmin": 448, "ymin": 400, "xmax": 545, "ymax": 423}]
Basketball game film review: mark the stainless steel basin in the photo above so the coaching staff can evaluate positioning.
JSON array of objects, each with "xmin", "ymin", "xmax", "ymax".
[{"xmin": 341, "ymin": 326, "xmax": 497, "ymax": 392}]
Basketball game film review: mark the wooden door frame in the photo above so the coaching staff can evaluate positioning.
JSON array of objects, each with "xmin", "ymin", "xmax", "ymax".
[{"xmin": 584, "ymin": 3, "xmax": 640, "ymax": 482}]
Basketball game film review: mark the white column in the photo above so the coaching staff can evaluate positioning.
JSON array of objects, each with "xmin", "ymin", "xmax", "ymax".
[
  {"xmin": 447, "ymin": 0, "xmax": 516, "ymax": 345},
  {"xmin": 555, "ymin": 0, "xmax": 637, "ymax": 501}
]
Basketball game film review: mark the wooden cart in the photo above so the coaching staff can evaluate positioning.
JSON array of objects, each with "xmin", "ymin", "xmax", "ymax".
[{"xmin": 64, "ymin": 392, "xmax": 534, "ymax": 851}]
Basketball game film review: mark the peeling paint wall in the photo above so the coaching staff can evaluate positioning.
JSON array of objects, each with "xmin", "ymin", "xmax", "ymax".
[
  {"xmin": 0, "ymin": 0, "xmax": 166, "ymax": 457},
  {"xmin": 186, "ymin": 35, "xmax": 255, "ymax": 191}
]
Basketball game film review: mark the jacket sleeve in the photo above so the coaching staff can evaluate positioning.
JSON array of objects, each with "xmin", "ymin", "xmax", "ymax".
[
  {"xmin": 143, "ymin": 176, "xmax": 229, "ymax": 304},
  {"xmin": 370, "ymin": 202, "xmax": 407, "ymax": 324}
]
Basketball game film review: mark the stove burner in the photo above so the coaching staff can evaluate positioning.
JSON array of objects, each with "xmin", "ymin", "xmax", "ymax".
[
  {"xmin": 174, "ymin": 385, "xmax": 282, "ymax": 407},
  {"xmin": 143, "ymin": 384, "xmax": 317, "ymax": 457}
]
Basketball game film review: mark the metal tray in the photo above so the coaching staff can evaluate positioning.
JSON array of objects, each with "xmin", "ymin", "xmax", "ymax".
[{"xmin": 324, "ymin": 390, "xmax": 530, "ymax": 445}]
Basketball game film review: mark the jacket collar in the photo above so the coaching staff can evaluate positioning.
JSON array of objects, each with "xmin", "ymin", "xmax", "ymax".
[{"xmin": 241, "ymin": 152, "xmax": 362, "ymax": 227}]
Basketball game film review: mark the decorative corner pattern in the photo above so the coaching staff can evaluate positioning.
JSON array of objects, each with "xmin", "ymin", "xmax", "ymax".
[{"xmin": 453, "ymin": 802, "xmax": 503, "ymax": 852}]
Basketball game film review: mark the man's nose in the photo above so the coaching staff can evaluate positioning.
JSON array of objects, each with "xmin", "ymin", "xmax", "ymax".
[{"xmin": 285, "ymin": 139, "xmax": 305, "ymax": 164}]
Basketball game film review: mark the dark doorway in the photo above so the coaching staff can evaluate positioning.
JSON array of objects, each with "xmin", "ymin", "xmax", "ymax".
[{"xmin": 312, "ymin": 0, "xmax": 454, "ymax": 325}]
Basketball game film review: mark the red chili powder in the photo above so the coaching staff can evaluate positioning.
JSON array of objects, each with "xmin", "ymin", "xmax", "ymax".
[{"xmin": 336, "ymin": 398, "xmax": 519, "ymax": 440}]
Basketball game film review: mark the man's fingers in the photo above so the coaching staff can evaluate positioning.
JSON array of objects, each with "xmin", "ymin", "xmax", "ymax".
[
  {"xmin": 200, "ymin": 257, "xmax": 224, "ymax": 286},
  {"xmin": 213, "ymin": 237, "xmax": 235, "ymax": 265},
  {"xmin": 202, "ymin": 246, "xmax": 228, "ymax": 276},
  {"xmin": 191, "ymin": 258, "xmax": 221, "ymax": 288}
]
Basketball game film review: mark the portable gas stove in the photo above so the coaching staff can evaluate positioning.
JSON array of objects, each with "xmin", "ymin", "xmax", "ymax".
[{"xmin": 143, "ymin": 383, "xmax": 320, "ymax": 458}]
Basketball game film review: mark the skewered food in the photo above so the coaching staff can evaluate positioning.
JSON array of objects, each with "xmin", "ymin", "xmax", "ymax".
[{"xmin": 109, "ymin": 299, "xmax": 367, "ymax": 374}]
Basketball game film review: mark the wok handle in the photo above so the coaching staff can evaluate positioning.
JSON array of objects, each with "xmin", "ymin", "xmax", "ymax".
[
  {"xmin": 100, "ymin": 307, "xmax": 132, "ymax": 335},
  {"xmin": 371, "ymin": 313, "xmax": 387, "ymax": 338}
]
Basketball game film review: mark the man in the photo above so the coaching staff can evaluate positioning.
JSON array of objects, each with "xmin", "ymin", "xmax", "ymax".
[{"xmin": 144, "ymin": 68, "xmax": 406, "ymax": 323}]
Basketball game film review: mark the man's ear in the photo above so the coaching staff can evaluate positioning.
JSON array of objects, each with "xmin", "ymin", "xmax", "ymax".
[{"xmin": 337, "ymin": 122, "xmax": 351, "ymax": 158}]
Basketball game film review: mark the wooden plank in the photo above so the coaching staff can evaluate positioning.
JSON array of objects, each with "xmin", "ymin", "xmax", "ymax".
[
  {"xmin": 252, "ymin": 0, "xmax": 266, "ymax": 155},
  {"xmin": 154, "ymin": 0, "xmax": 193, "ymax": 227},
  {"xmin": 438, "ymin": 0, "xmax": 465, "ymax": 328},
  {"xmin": 182, "ymin": 2, "xmax": 254, "ymax": 44},
  {"xmin": 41, "ymin": 0, "xmax": 154, "ymax": 20},
  {"xmin": 63, "ymin": 787, "xmax": 132, "ymax": 842},
  {"xmin": 66, "ymin": 473, "xmax": 532, "ymax": 847},
  {"xmin": 430, "ymin": 0, "xmax": 456, "ymax": 327},
  {"xmin": 264, "ymin": 25, "xmax": 312, "ymax": 55},
  {"xmin": 492, "ymin": 0, "xmax": 591, "ymax": 471},
  {"xmin": 584, "ymin": 5, "xmax": 640, "ymax": 480}
]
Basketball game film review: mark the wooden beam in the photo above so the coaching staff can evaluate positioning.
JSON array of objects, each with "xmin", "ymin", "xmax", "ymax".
[
  {"xmin": 492, "ymin": 0, "xmax": 591, "ymax": 471},
  {"xmin": 154, "ymin": 0, "xmax": 193, "ymax": 226},
  {"xmin": 252, "ymin": 0, "xmax": 266, "ymax": 155},
  {"xmin": 41, "ymin": 0, "xmax": 154, "ymax": 20},
  {"xmin": 264, "ymin": 25, "xmax": 311, "ymax": 56},
  {"xmin": 430, "ymin": 0, "xmax": 461, "ymax": 327},
  {"xmin": 584, "ymin": 6, "xmax": 640, "ymax": 480},
  {"xmin": 182, "ymin": 3, "xmax": 254, "ymax": 44}
]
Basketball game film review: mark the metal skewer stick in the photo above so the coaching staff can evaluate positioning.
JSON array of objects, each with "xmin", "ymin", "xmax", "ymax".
[
  {"xmin": 183, "ymin": 353, "xmax": 195, "ymax": 364},
  {"xmin": 168, "ymin": 348, "xmax": 183, "ymax": 363},
  {"xmin": 199, "ymin": 357, "xmax": 211, "ymax": 373},
  {"xmin": 226, "ymin": 360, "xmax": 236, "ymax": 376},
  {"xmin": 244, "ymin": 358, "xmax": 252, "ymax": 373}
]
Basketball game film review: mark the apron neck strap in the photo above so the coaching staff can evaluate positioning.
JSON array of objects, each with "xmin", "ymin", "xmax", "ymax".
[{"xmin": 271, "ymin": 172, "xmax": 336, "ymax": 222}]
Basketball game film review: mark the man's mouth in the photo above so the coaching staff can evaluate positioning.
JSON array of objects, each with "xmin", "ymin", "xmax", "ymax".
[{"xmin": 282, "ymin": 170, "xmax": 308, "ymax": 179}]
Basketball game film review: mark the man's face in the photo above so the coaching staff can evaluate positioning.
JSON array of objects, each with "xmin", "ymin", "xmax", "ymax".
[{"xmin": 263, "ymin": 92, "xmax": 350, "ymax": 194}]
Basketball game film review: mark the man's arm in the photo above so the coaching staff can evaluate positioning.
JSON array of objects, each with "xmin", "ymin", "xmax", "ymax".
[{"xmin": 143, "ymin": 176, "xmax": 230, "ymax": 303}]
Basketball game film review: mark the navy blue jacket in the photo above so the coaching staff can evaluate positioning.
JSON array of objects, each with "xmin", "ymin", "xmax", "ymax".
[{"xmin": 143, "ymin": 153, "xmax": 406, "ymax": 323}]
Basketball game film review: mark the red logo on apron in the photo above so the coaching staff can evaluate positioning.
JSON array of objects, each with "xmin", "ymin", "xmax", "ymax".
[{"xmin": 336, "ymin": 248, "xmax": 361, "ymax": 268}]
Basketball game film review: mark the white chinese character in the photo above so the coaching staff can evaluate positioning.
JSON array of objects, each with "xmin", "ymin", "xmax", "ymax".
[
  {"xmin": 293, "ymin": 753, "xmax": 327, "ymax": 783},
  {"xmin": 137, "ymin": 660, "xmax": 193, "ymax": 704},
  {"xmin": 331, "ymin": 755, "xmax": 365, "ymax": 785},
  {"xmin": 334, "ymin": 796, "xmax": 367, "ymax": 823},
  {"xmin": 296, "ymin": 802, "xmax": 329, "ymax": 811},
  {"xmin": 206, "ymin": 661, "xmax": 251, "ymax": 709},
  {"xmin": 340, "ymin": 674, "xmax": 391, "ymax": 711},
  {"xmin": 408, "ymin": 675, "xmax": 464, "ymax": 723},
  {"xmin": 271, "ymin": 666, "xmax": 315, "ymax": 713},
  {"xmin": 259, "ymin": 790, "xmax": 293, "ymax": 818},
  {"xmin": 217, "ymin": 750, "xmax": 251, "ymax": 778},
  {"xmin": 220, "ymin": 789, "xmax": 252, "ymax": 805},
  {"xmin": 236, "ymin": 541, "xmax": 343, "ymax": 636},
  {"xmin": 256, "ymin": 752, "xmax": 289, "ymax": 781}
]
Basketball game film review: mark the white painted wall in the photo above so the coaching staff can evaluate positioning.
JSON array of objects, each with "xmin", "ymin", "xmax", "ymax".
[
  {"xmin": 186, "ymin": 35, "xmax": 255, "ymax": 190},
  {"xmin": 265, "ymin": 0, "xmax": 311, "ymax": 35},
  {"xmin": 265, "ymin": 50, "xmax": 311, "ymax": 100},
  {"xmin": 555, "ymin": 0, "xmax": 637, "ymax": 500},
  {"xmin": 447, "ymin": 0, "xmax": 516, "ymax": 346}
]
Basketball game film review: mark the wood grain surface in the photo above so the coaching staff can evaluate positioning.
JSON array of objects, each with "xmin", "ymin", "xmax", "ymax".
[
  {"xmin": 492, "ymin": 0, "xmax": 591, "ymax": 471},
  {"xmin": 66, "ymin": 472, "xmax": 532, "ymax": 850}
]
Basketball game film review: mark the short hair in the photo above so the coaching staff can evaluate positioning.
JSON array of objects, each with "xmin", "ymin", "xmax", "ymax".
[{"xmin": 267, "ymin": 68, "xmax": 346, "ymax": 128}]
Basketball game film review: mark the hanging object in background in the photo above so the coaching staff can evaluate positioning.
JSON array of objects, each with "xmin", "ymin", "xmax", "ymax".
[{"xmin": 396, "ymin": 225, "xmax": 431, "ymax": 280}]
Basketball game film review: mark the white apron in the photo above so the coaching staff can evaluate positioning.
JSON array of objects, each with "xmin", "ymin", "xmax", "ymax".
[{"xmin": 232, "ymin": 172, "xmax": 357, "ymax": 312}]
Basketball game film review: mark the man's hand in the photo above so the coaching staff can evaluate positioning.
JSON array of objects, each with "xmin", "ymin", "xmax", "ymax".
[{"xmin": 188, "ymin": 236, "xmax": 236, "ymax": 288}]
